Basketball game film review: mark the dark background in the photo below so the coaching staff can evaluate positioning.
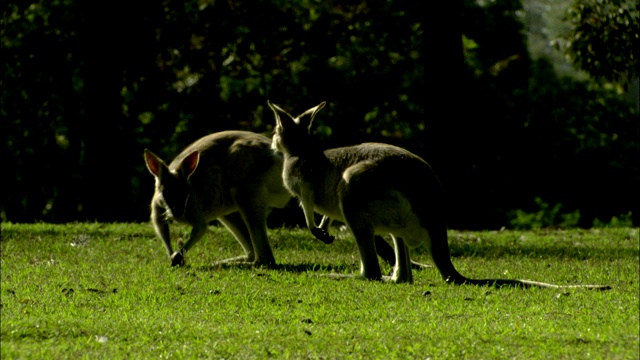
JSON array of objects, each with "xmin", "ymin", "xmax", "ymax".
[{"xmin": 2, "ymin": 0, "xmax": 638, "ymax": 229}]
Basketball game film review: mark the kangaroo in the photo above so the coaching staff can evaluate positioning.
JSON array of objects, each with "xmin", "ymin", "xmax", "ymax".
[
  {"xmin": 268, "ymin": 101, "xmax": 610, "ymax": 289},
  {"xmin": 144, "ymin": 130, "xmax": 291, "ymax": 267}
]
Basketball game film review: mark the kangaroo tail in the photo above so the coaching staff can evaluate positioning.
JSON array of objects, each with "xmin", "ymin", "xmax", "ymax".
[
  {"xmin": 445, "ymin": 276, "xmax": 611, "ymax": 290},
  {"xmin": 428, "ymin": 224, "xmax": 611, "ymax": 290}
]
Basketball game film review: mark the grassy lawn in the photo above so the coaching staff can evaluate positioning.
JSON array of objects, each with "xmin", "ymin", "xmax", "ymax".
[{"xmin": 1, "ymin": 223, "xmax": 638, "ymax": 359}]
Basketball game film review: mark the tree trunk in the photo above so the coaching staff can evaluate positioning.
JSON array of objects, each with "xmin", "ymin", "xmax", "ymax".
[{"xmin": 423, "ymin": 1, "xmax": 471, "ymax": 228}]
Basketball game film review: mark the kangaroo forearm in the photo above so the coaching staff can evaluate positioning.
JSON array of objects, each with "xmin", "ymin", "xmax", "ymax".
[
  {"xmin": 180, "ymin": 223, "xmax": 208, "ymax": 252},
  {"xmin": 319, "ymin": 216, "xmax": 332, "ymax": 231},
  {"xmin": 299, "ymin": 191, "xmax": 318, "ymax": 230},
  {"xmin": 151, "ymin": 209, "xmax": 173, "ymax": 256}
]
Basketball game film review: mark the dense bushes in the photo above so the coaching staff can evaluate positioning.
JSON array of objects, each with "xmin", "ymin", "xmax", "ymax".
[{"xmin": 1, "ymin": 0, "xmax": 637, "ymax": 228}]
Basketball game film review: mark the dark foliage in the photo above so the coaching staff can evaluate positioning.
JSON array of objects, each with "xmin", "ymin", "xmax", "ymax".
[{"xmin": 1, "ymin": 0, "xmax": 637, "ymax": 228}]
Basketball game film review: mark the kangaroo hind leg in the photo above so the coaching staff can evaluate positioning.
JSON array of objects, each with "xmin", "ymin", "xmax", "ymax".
[
  {"xmin": 347, "ymin": 222, "xmax": 382, "ymax": 281},
  {"xmin": 384, "ymin": 235, "xmax": 413, "ymax": 284},
  {"xmin": 217, "ymin": 212, "xmax": 254, "ymax": 265},
  {"xmin": 238, "ymin": 204, "xmax": 277, "ymax": 268}
]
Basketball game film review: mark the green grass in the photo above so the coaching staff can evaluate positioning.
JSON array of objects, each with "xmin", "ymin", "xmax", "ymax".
[{"xmin": 1, "ymin": 223, "xmax": 638, "ymax": 359}]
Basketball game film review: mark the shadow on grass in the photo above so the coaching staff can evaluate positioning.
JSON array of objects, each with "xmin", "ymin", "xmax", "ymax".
[
  {"xmin": 277, "ymin": 262, "xmax": 357, "ymax": 274},
  {"xmin": 448, "ymin": 243, "xmax": 638, "ymax": 260},
  {"xmin": 193, "ymin": 261, "xmax": 355, "ymax": 274},
  {"xmin": 192, "ymin": 260, "xmax": 433, "ymax": 277}
]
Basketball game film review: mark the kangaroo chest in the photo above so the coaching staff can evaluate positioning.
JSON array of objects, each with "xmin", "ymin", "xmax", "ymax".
[{"xmin": 283, "ymin": 156, "xmax": 343, "ymax": 219}]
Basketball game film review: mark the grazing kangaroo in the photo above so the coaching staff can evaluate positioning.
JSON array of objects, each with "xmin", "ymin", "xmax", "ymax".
[
  {"xmin": 144, "ymin": 130, "xmax": 291, "ymax": 267},
  {"xmin": 268, "ymin": 101, "xmax": 610, "ymax": 289}
]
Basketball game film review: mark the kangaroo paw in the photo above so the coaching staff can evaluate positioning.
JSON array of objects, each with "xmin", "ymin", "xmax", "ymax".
[
  {"xmin": 170, "ymin": 250, "xmax": 185, "ymax": 267},
  {"xmin": 311, "ymin": 227, "xmax": 335, "ymax": 244}
]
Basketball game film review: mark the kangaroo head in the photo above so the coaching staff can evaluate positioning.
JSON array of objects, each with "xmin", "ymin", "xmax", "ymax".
[
  {"xmin": 144, "ymin": 149, "xmax": 200, "ymax": 220},
  {"xmin": 268, "ymin": 100, "xmax": 326, "ymax": 155}
]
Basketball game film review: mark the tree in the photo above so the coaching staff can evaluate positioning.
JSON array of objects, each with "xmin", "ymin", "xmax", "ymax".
[
  {"xmin": 558, "ymin": 0, "xmax": 639, "ymax": 86},
  {"xmin": 558, "ymin": 0, "xmax": 639, "ymax": 224},
  {"xmin": 2, "ymin": 0, "xmax": 637, "ymax": 227}
]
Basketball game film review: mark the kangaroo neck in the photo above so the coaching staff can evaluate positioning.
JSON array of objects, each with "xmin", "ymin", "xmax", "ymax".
[
  {"xmin": 282, "ymin": 140, "xmax": 333, "ymax": 181},
  {"xmin": 284, "ymin": 138, "xmax": 326, "ymax": 162}
]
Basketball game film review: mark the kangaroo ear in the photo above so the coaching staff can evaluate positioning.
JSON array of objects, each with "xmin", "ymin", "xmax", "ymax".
[
  {"xmin": 298, "ymin": 101, "xmax": 326, "ymax": 130},
  {"xmin": 268, "ymin": 100, "xmax": 296, "ymax": 129},
  {"xmin": 144, "ymin": 149, "xmax": 166, "ymax": 178},
  {"xmin": 181, "ymin": 151, "xmax": 200, "ymax": 178}
]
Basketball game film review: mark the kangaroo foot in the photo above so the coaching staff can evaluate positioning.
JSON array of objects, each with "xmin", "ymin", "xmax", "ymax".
[
  {"xmin": 311, "ymin": 227, "xmax": 335, "ymax": 244},
  {"xmin": 170, "ymin": 250, "xmax": 185, "ymax": 267}
]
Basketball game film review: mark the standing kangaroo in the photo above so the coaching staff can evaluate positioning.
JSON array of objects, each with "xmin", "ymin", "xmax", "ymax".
[
  {"xmin": 268, "ymin": 101, "xmax": 610, "ymax": 289},
  {"xmin": 144, "ymin": 130, "xmax": 291, "ymax": 267}
]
